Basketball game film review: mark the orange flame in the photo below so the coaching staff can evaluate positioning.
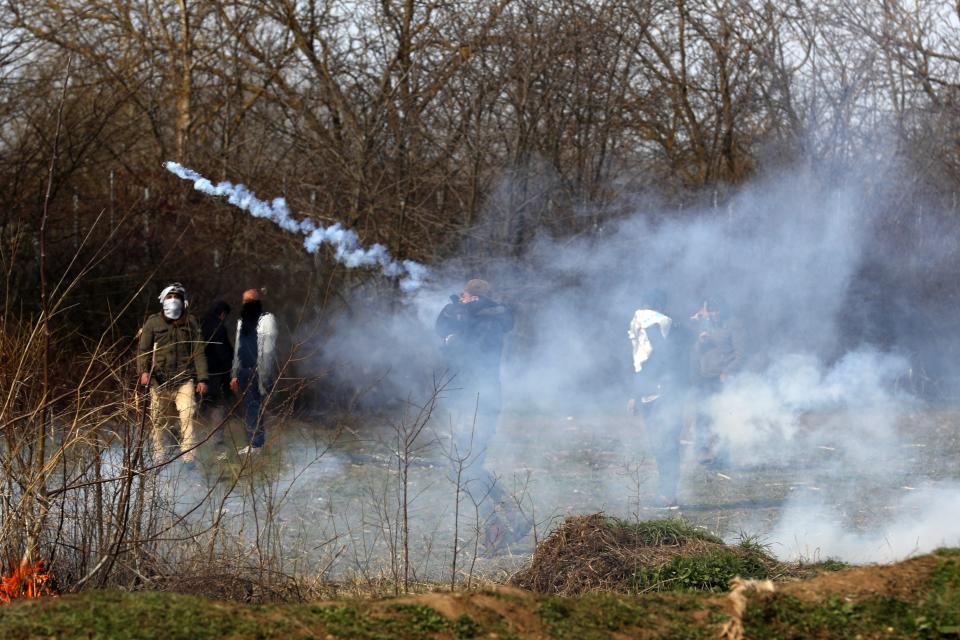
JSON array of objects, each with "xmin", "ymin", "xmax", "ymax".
[{"xmin": 0, "ymin": 560, "xmax": 54, "ymax": 603}]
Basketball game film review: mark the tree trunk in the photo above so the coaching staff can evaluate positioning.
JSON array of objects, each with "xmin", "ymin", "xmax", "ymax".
[{"xmin": 175, "ymin": 0, "xmax": 193, "ymax": 163}]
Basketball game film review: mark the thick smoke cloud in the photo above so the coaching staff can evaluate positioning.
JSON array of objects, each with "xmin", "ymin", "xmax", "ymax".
[
  {"xmin": 306, "ymin": 155, "xmax": 957, "ymax": 563},
  {"xmin": 769, "ymin": 484, "xmax": 960, "ymax": 563},
  {"xmin": 705, "ymin": 350, "xmax": 912, "ymax": 467}
]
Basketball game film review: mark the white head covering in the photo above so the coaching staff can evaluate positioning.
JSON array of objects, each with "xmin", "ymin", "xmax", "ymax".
[
  {"xmin": 158, "ymin": 282, "xmax": 188, "ymax": 306},
  {"xmin": 628, "ymin": 308, "xmax": 672, "ymax": 373}
]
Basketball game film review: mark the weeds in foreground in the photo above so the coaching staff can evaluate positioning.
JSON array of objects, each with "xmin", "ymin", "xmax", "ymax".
[{"xmin": 632, "ymin": 547, "xmax": 770, "ymax": 593}]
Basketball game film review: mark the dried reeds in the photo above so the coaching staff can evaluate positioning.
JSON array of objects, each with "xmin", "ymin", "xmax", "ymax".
[{"xmin": 510, "ymin": 513, "xmax": 750, "ymax": 595}]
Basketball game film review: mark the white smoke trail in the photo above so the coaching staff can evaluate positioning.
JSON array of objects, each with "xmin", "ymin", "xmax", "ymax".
[{"xmin": 163, "ymin": 161, "xmax": 429, "ymax": 292}]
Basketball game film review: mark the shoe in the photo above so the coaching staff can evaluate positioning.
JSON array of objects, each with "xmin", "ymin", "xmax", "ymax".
[
  {"xmin": 502, "ymin": 502, "xmax": 533, "ymax": 543},
  {"xmin": 238, "ymin": 445, "xmax": 262, "ymax": 456},
  {"xmin": 480, "ymin": 512, "xmax": 507, "ymax": 556},
  {"xmin": 480, "ymin": 503, "xmax": 532, "ymax": 556}
]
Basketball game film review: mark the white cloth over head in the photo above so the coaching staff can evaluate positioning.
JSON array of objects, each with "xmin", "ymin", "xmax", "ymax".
[
  {"xmin": 628, "ymin": 309, "xmax": 672, "ymax": 373},
  {"xmin": 158, "ymin": 283, "xmax": 188, "ymax": 305}
]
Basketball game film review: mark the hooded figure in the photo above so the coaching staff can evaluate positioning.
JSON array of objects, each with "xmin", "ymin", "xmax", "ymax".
[
  {"xmin": 201, "ymin": 300, "xmax": 233, "ymax": 390},
  {"xmin": 436, "ymin": 279, "xmax": 513, "ymax": 399},
  {"xmin": 200, "ymin": 300, "xmax": 233, "ymax": 443},
  {"xmin": 136, "ymin": 282, "xmax": 209, "ymax": 466}
]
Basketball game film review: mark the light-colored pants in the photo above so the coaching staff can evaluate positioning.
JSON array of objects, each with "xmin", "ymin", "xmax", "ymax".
[{"xmin": 149, "ymin": 380, "xmax": 197, "ymax": 463}]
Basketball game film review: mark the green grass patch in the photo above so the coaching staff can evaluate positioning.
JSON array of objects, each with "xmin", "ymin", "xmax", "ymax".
[
  {"xmin": 810, "ymin": 558, "xmax": 850, "ymax": 573},
  {"xmin": 631, "ymin": 545, "xmax": 771, "ymax": 592},
  {"xmin": 537, "ymin": 592, "xmax": 709, "ymax": 640},
  {"xmin": 0, "ymin": 590, "xmax": 269, "ymax": 640},
  {"xmin": 312, "ymin": 602, "xmax": 487, "ymax": 639},
  {"xmin": 744, "ymin": 554, "xmax": 960, "ymax": 639},
  {"xmin": 603, "ymin": 517, "xmax": 723, "ymax": 546},
  {"xmin": 915, "ymin": 555, "xmax": 960, "ymax": 637},
  {"xmin": 450, "ymin": 613, "xmax": 484, "ymax": 639},
  {"xmin": 0, "ymin": 592, "xmax": 495, "ymax": 640},
  {"xmin": 744, "ymin": 593, "xmax": 916, "ymax": 639}
]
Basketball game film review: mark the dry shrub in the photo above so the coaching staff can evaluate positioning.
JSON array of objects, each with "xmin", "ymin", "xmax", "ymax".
[
  {"xmin": 147, "ymin": 566, "xmax": 311, "ymax": 603},
  {"xmin": 510, "ymin": 513, "xmax": 765, "ymax": 596}
]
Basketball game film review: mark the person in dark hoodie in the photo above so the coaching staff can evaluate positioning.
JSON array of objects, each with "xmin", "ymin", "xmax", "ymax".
[
  {"xmin": 436, "ymin": 278, "xmax": 524, "ymax": 550},
  {"xmin": 200, "ymin": 300, "xmax": 233, "ymax": 444},
  {"xmin": 627, "ymin": 289, "xmax": 691, "ymax": 508}
]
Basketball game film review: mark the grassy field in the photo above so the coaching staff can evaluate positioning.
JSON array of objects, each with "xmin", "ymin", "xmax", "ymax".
[{"xmin": 1, "ymin": 546, "xmax": 957, "ymax": 639}]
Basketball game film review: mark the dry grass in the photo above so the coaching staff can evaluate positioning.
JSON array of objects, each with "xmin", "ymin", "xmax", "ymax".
[{"xmin": 510, "ymin": 513, "xmax": 779, "ymax": 596}]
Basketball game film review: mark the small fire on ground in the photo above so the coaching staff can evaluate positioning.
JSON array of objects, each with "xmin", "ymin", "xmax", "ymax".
[{"xmin": 0, "ymin": 560, "xmax": 54, "ymax": 603}]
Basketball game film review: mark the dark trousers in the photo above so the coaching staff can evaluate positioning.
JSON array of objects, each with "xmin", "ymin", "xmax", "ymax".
[
  {"xmin": 199, "ymin": 374, "xmax": 232, "ymax": 444},
  {"xmin": 694, "ymin": 377, "xmax": 724, "ymax": 458},
  {"xmin": 237, "ymin": 367, "xmax": 265, "ymax": 448},
  {"xmin": 446, "ymin": 382, "xmax": 505, "ymax": 515}
]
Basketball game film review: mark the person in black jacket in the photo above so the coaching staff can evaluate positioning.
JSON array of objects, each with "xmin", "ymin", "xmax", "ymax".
[
  {"xmin": 627, "ymin": 289, "xmax": 691, "ymax": 508},
  {"xmin": 200, "ymin": 300, "xmax": 233, "ymax": 445},
  {"xmin": 690, "ymin": 297, "xmax": 745, "ymax": 465},
  {"xmin": 436, "ymin": 278, "xmax": 522, "ymax": 549}
]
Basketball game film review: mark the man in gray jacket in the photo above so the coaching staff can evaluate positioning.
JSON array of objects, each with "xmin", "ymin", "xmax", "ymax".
[{"xmin": 229, "ymin": 289, "xmax": 278, "ymax": 455}]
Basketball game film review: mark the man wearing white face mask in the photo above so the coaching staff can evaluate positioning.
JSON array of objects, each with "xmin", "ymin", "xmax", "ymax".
[{"xmin": 136, "ymin": 283, "xmax": 209, "ymax": 468}]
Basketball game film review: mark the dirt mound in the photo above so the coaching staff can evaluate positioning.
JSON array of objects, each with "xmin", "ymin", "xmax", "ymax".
[
  {"xmin": 781, "ymin": 553, "xmax": 945, "ymax": 601},
  {"xmin": 510, "ymin": 513, "xmax": 775, "ymax": 595},
  {"xmin": 391, "ymin": 587, "xmax": 545, "ymax": 637}
]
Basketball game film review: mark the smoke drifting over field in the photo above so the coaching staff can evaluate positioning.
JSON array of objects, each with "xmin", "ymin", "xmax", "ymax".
[
  {"xmin": 770, "ymin": 483, "xmax": 960, "ymax": 563},
  {"xmin": 310, "ymin": 155, "xmax": 960, "ymax": 563}
]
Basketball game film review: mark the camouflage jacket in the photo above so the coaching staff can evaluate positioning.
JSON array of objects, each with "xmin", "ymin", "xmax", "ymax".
[{"xmin": 136, "ymin": 313, "xmax": 209, "ymax": 385}]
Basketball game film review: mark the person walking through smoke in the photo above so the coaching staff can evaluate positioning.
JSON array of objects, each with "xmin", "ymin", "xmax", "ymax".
[
  {"xmin": 136, "ymin": 283, "xmax": 209, "ymax": 469},
  {"xmin": 229, "ymin": 289, "xmax": 278, "ymax": 455},
  {"xmin": 200, "ymin": 300, "xmax": 233, "ymax": 447},
  {"xmin": 436, "ymin": 278, "xmax": 527, "ymax": 550},
  {"xmin": 627, "ymin": 289, "xmax": 690, "ymax": 508},
  {"xmin": 690, "ymin": 297, "xmax": 745, "ymax": 466}
]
